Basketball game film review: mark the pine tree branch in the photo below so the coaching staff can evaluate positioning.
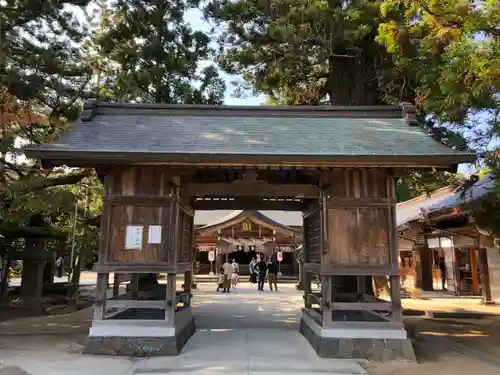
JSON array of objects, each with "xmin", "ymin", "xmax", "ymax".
[
  {"xmin": 0, "ymin": 158, "xmax": 26, "ymax": 177},
  {"xmin": 86, "ymin": 215, "xmax": 102, "ymax": 227},
  {"xmin": 0, "ymin": 222, "xmax": 65, "ymax": 239},
  {"xmin": 22, "ymin": 170, "xmax": 91, "ymax": 194}
]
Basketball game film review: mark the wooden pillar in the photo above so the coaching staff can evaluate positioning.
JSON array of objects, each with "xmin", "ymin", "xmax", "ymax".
[
  {"xmin": 388, "ymin": 174, "xmax": 402, "ymax": 322},
  {"xmin": 419, "ymin": 246, "xmax": 434, "ymax": 291},
  {"xmin": 112, "ymin": 273, "xmax": 120, "ymax": 296},
  {"xmin": 322, "ymin": 275, "xmax": 332, "ymax": 327},
  {"xmin": 292, "ymin": 251, "xmax": 298, "ymax": 278},
  {"xmin": 296, "ymin": 261, "xmax": 303, "ymax": 290},
  {"xmin": 130, "ymin": 274, "xmax": 139, "ymax": 299},
  {"xmin": 93, "ymin": 272, "xmax": 109, "ymax": 320},
  {"xmin": 184, "ymin": 271, "xmax": 192, "ymax": 292},
  {"xmin": 356, "ymin": 276, "xmax": 366, "ymax": 294},
  {"xmin": 454, "ymin": 248, "xmax": 462, "ymax": 295},
  {"xmin": 413, "ymin": 248, "xmax": 422, "ymax": 288},
  {"xmin": 470, "ymin": 248, "xmax": 479, "ymax": 295},
  {"xmin": 93, "ymin": 172, "xmax": 111, "ymax": 320},
  {"xmin": 165, "ymin": 273, "xmax": 176, "ymax": 323},
  {"xmin": 183, "ymin": 270, "xmax": 192, "ymax": 307},
  {"xmin": 303, "ymin": 269, "xmax": 312, "ymax": 309},
  {"xmin": 166, "ymin": 181, "xmax": 180, "ymax": 323},
  {"xmin": 478, "ymin": 248, "xmax": 493, "ymax": 304}
]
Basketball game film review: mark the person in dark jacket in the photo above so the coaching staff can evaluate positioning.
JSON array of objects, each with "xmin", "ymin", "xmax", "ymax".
[
  {"xmin": 249, "ymin": 257, "xmax": 257, "ymax": 284},
  {"xmin": 267, "ymin": 259, "xmax": 278, "ymax": 291},
  {"xmin": 438, "ymin": 257, "xmax": 446, "ymax": 290},
  {"xmin": 256, "ymin": 258, "xmax": 267, "ymax": 291}
]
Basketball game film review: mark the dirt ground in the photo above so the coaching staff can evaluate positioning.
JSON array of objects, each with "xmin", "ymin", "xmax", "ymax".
[
  {"xmin": 365, "ymin": 316, "xmax": 500, "ymax": 375},
  {"xmin": 364, "ymin": 353, "xmax": 500, "ymax": 375}
]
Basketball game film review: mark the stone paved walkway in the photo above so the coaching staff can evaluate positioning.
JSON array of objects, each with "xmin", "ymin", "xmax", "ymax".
[{"xmin": 0, "ymin": 284, "xmax": 366, "ymax": 375}]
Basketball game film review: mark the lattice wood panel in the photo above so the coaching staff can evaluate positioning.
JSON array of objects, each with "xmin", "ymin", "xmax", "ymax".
[
  {"xmin": 179, "ymin": 210, "xmax": 194, "ymax": 263},
  {"xmin": 304, "ymin": 207, "xmax": 321, "ymax": 263}
]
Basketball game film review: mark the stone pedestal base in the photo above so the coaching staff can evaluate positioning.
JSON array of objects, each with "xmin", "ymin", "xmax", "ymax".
[
  {"xmin": 300, "ymin": 314, "xmax": 416, "ymax": 361},
  {"xmin": 83, "ymin": 310, "xmax": 196, "ymax": 357}
]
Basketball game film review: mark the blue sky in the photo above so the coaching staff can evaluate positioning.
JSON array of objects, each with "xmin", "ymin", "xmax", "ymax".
[{"xmin": 184, "ymin": 8, "xmax": 266, "ymax": 105}]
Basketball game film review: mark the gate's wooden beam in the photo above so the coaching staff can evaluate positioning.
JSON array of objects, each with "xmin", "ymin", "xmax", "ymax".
[
  {"xmin": 191, "ymin": 197, "xmax": 306, "ymax": 211},
  {"xmin": 184, "ymin": 182, "xmax": 319, "ymax": 198}
]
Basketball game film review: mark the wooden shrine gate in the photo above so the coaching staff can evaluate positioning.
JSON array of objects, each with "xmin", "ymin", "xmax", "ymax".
[
  {"xmin": 88, "ymin": 167, "xmax": 196, "ymax": 356},
  {"xmin": 86, "ymin": 165, "xmax": 410, "ymax": 360},
  {"xmin": 24, "ymin": 101, "xmax": 474, "ymax": 360},
  {"xmin": 300, "ymin": 169, "xmax": 410, "ymax": 360}
]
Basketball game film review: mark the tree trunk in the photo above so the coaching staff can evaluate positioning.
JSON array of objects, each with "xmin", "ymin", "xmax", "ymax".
[
  {"xmin": 69, "ymin": 255, "xmax": 82, "ymax": 296},
  {"xmin": 327, "ymin": 44, "xmax": 385, "ymax": 106},
  {"xmin": 0, "ymin": 256, "xmax": 9, "ymax": 305},
  {"xmin": 42, "ymin": 251, "xmax": 56, "ymax": 285},
  {"xmin": 325, "ymin": 40, "xmax": 389, "ymax": 296},
  {"xmin": 296, "ymin": 262, "xmax": 304, "ymax": 291}
]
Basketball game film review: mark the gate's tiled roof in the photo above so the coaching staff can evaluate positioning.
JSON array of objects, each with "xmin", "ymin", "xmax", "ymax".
[{"xmin": 24, "ymin": 101, "xmax": 475, "ymax": 166}]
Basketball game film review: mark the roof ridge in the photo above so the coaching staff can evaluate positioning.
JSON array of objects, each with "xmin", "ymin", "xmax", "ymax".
[
  {"xmin": 198, "ymin": 210, "xmax": 243, "ymax": 229},
  {"xmin": 80, "ymin": 100, "xmax": 419, "ymax": 123}
]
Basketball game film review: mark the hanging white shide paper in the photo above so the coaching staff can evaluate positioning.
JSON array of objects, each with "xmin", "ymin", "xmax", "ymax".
[
  {"xmin": 125, "ymin": 225, "xmax": 143, "ymax": 250},
  {"xmin": 148, "ymin": 225, "xmax": 162, "ymax": 244}
]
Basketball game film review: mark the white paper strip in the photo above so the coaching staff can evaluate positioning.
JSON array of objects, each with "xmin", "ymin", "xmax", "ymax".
[{"xmin": 148, "ymin": 225, "xmax": 162, "ymax": 244}]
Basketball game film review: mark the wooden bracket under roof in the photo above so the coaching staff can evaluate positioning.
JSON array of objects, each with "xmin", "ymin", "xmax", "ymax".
[
  {"xmin": 400, "ymin": 102, "xmax": 419, "ymax": 126},
  {"xmin": 81, "ymin": 99, "xmax": 98, "ymax": 122}
]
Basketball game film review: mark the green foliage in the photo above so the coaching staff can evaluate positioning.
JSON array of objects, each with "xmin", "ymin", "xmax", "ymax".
[
  {"xmin": 205, "ymin": 0, "xmax": 390, "ymax": 105},
  {"xmin": 88, "ymin": 0, "xmax": 226, "ymax": 104},
  {"xmin": 377, "ymin": 0, "xmax": 500, "ymax": 230},
  {"xmin": 1, "ymin": 0, "xmax": 101, "ymax": 277},
  {"xmin": 396, "ymin": 170, "xmax": 460, "ymax": 202},
  {"xmin": 0, "ymin": 89, "xmax": 98, "ymax": 291},
  {"xmin": 1, "ymin": 0, "xmax": 94, "ymax": 120},
  {"xmin": 8, "ymin": 260, "xmax": 22, "ymax": 279},
  {"xmin": 206, "ymin": 0, "xmax": 471, "ymax": 198},
  {"xmin": 294, "ymin": 245, "xmax": 304, "ymax": 264},
  {"xmin": 377, "ymin": 0, "xmax": 500, "ymax": 134}
]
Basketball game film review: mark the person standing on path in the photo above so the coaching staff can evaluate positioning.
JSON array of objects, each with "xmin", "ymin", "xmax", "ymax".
[
  {"xmin": 216, "ymin": 267, "xmax": 224, "ymax": 292},
  {"xmin": 267, "ymin": 259, "xmax": 278, "ymax": 291},
  {"xmin": 232, "ymin": 259, "xmax": 239, "ymax": 288},
  {"xmin": 256, "ymin": 257, "xmax": 267, "ymax": 291},
  {"xmin": 249, "ymin": 257, "xmax": 257, "ymax": 284},
  {"xmin": 222, "ymin": 259, "xmax": 233, "ymax": 293},
  {"xmin": 439, "ymin": 257, "xmax": 447, "ymax": 291},
  {"xmin": 55, "ymin": 255, "xmax": 64, "ymax": 278}
]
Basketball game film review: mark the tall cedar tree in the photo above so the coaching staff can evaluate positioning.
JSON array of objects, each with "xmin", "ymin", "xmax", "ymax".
[
  {"xmin": 90, "ymin": 0, "xmax": 225, "ymax": 104},
  {"xmin": 206, "ymin": 0, "xmax": 390, "ymax": 106},
  {"xmin": 204, "ymin": 0, "xmax": 477, "ymax": 293},
  {"xmin": 205, "ymin": 0, "xmax": 469, "ymax": 202}
]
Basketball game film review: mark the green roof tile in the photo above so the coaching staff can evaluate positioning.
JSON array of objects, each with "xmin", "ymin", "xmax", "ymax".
[{"xmin": 25, "ymin": 102, "xmax": 475, "ymax": 166}]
